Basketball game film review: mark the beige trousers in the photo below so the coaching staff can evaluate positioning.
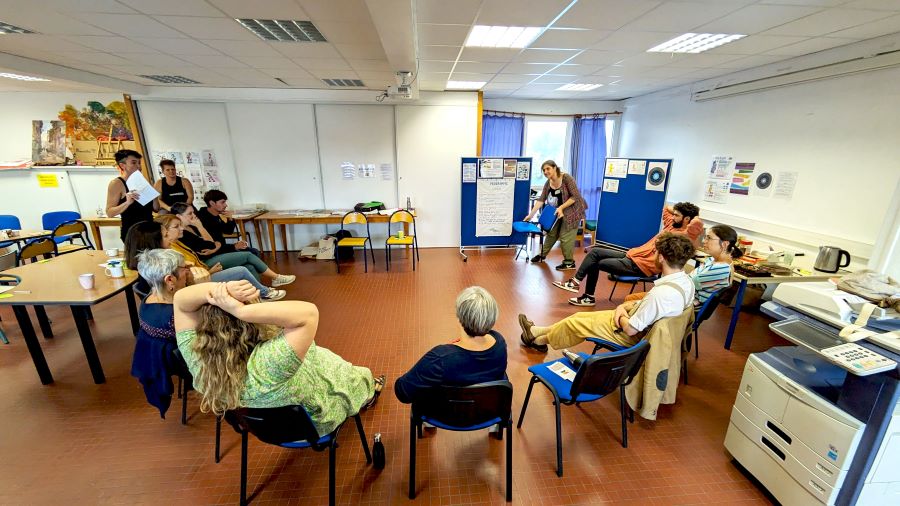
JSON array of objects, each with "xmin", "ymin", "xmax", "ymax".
[{"xmin": 545, "ymin": 310, "xmax": 642, "ymax": 350}]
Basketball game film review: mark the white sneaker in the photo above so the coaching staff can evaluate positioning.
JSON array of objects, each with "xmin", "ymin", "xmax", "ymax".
[
  {"xmin": 271, "ymin": 274, "xmax": 296, "ymax": 287},
  {"xmin": 262, "ymin": 289, "xmax": 286, "ymax": 301}
]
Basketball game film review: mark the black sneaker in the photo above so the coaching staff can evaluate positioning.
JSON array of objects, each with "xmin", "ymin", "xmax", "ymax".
[
  {"xmin": 552, "ymin": 277, "xmax": 581, "ymax": 293},
  {"xmin": 530, "ymin": 255, "xmax": 545, "ymax": 263},
  {"xmin": 568, "ymin": 294, "xmax": 596, "ymax": 307},
  {"xmin": 555, "ymin": 261, "xmax": 576, "ymax": 271}
]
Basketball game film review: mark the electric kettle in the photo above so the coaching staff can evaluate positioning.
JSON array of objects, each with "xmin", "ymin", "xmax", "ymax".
[{"xmin": 814, "ymin": 246, "xmax": 850, "ymax": 273}]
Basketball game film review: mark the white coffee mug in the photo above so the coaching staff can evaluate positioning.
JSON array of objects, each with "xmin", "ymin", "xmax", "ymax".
[
  {"xmin": 105, "ymin": 264, "xmax": 124, "ymax": 278},
  {"xmin": 79, "ymin": 273, "xmax": 95, "ymax": 289},
  {"xmin": 106, "ymin": 248, "xmax": 119, "ymax": 257}
]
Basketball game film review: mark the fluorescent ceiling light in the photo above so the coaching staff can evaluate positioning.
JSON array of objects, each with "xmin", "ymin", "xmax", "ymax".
[
  {"xmin": 446, "ymin": 81, "xmax": 486, "ymax": 90},
  {"xmin": 465, "ymin": 25, "xmax": 541, "ymax": 48},
  {"xmin": 556, "ymin": 83, "xmax": 602, "ymax": 91},
  {"xmin": 0, "ymin": 72, "xmax": 49, "ymax": 82},
  {"xmin": 647, "ymin": 33, "xmax": 745, "ymax": 53}
]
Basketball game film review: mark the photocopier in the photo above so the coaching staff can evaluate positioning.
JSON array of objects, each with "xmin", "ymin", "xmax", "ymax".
[{"xmin": 724, "ymin": 281, "xmax": 900, "ymax": 506}]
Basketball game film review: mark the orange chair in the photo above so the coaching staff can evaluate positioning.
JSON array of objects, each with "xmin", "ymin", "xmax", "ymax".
[
  {"xmin": 336, "ymin": 212, "xmax": 375, "ymax": 273},
  {"xmin": 385, "ymin": 210, "xmax": 419, "ymax": 271}
]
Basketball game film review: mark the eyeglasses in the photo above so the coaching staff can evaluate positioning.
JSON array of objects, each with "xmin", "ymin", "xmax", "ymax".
[{"xmin": 704, "ymin": 235, "xmax": 721, "ymax": 242}]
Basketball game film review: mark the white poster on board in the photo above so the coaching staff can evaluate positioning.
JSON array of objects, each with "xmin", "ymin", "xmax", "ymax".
[
  {"xmin": 703, "ymin": 179, "xmax": 729, "ymax": 204},
  {"xmin": 602, "ymin": 179, "xmax": 619, "ymax": 193},
  {"xmin": 516, "ymin": 161, "xmax": 531, "ymax": 181},
  {"xmin": 479, "ymin": 158, "xmax": 503, "ymax": 178},
  {"xmin": 627, "ymin": 159, "xmax": 647, "ymax": 175},
  {"xmin": 774, "ymin": 171, "xmax": 799, "ymax": 200},
  {"xmin": 751, "ymin": 171, "xmax": 774, "ymax": 197},
  {"xmin": 645, "ymin": 161, "xmax": 668, "ymax": 191},
  {"xmin": 475, "ymin": 178, "xmax": 515, "ymax": 237},
  {"xmin": 462, "ymin": 162, "xmax": 476, "ymax": 183},
  {"xmin": 709, "ymin": 155, "xmax": 734, "ymax": 180},
  {"xmin": 605, "ymin": 158, "xmax": 628, "ymax": 178}
]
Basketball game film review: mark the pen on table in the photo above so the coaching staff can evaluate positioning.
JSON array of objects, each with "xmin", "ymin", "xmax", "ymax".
[{"xmin": 12, "ymin": 290, "xmax": 31, "ymax": 294}]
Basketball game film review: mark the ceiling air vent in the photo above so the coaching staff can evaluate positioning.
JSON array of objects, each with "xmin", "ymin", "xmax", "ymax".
[
  {"xmin": 139, "ymin": 75, "xmax": 201, "ymax": 84},
  {"xmin": 0, "ymin": 21, "xmax": 35, "ymax": 34},
  {"xmin": 237, "ymin": 19, "xmax": 327, "ymax": 42},
  {"xmin": 322, "ymin": 79, "xmax": 366, "ymax": 87}
]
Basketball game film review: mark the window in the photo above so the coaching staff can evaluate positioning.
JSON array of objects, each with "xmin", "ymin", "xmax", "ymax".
[{"xmin": 523, "ymin": 118, "xmax": 571, "ymax": 187}]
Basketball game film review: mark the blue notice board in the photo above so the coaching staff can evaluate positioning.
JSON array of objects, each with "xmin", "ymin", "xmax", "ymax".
[
  {"xmin": 595, "ymin": 158, "xmax": 673, "ymax": 249},
  {"xmin": 460, "ymin": 157, "xmax": 533, "ymax": 249}
]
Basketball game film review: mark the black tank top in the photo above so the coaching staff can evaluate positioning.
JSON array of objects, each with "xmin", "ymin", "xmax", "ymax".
[
  {"xmin": 117, "ymin": 177, "xmax": 154, "ymax": 241},
  {"xmin": 160, "ymin": 177, "xmax": 188, "ymax": 207}
]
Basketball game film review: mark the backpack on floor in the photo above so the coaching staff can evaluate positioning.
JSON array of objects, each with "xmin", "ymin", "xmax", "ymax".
[{"xmin": 327, "ymin": 230, "xmax": 355, "ymax": 261}]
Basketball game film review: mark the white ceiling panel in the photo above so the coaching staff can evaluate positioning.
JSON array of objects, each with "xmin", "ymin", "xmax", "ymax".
[
  {"xmin": 764, "ymin": 36, "xmax": 861, "ymax": 55},
  {"xmin": 62, "ymin": 36, "xmax": 160, "ymax": 53},
  {"xmin": 490, "ymin": 73, "xmax": 542, "ymax": 83},
  {"xmin": 531, "ymin": 28, "xmax": 612, "ymax": 49},
  {"xmin": 133, "ymin": 38, "xmax": 220, "ymax": 55},
  {"xmin": 475, "ymin": 0, "xmax": 572, "ymax": 26},
  {"xmin": 177, "ymin": 54, "xmax": 249, "ymax": 67},
  {"xmin": 707, "ymin": 34, "xmax": 809, "ymax": 55},
  {"xmin": 297, "ymin": 0, "xmax": 372, "ymax": 23},
  {"xmin": 449, "ymin": 71, "xmax": 497, "ymax": 81},
  {"xmin": 306, "ymin": 69, "xmax": 361, "ymax": 80},
  {"xmin": 621, "ymin": 1, "xmax": 746, "ymax": 32},
  {"xmin": 765, "ymin": 8, "xmax": 887, "ymax": 36},
  {"xmin": 347, "ymin": 59, "xmax": 392, "ymax": 72},
  {"xmin": 415, "ymin": 0, "xmax": 481, "ymax": 25},
  {"xmin": 696, "ymin": 4, "xmax": 824, "ymax": 34},
  {"xmin": 417, "ymin": 23, "xmax": 471, "ymax": 46},
  {"xmin": 662, "ymin": 53, "xmax": 745, "ymax": 68},
  {"xmin": 828, "ymin": 14, "xmax": 900, "ymax": 39},
  {"xmin": 273, "ymin": 43, "xmax": 344, "ymax": 59},
  {"xmin": 202, "ymin": 39, "xmax": 284, "ymax": 57},
  {"xmin": 2, "ymin": 11, "xmax": 113, "ymax": 36},
  {"xmin": 207, "ymin": 0, "xmax": 310, "ymax": 20},
  {"xmin": 530, "ymin": 74, "xmax": 576, "ymax": 84},
  {"xmin": 759, "ymin": 0, "xmax": 852, "ymax": 6},
  {"xmin": 234, "ymin": 55, "xmax": 299, "ymax": 69},
  {"xmin": 315, "ymin": 21, "xmax": 382, "ymax": 45},
  {"xmin": 554, "ymin": 64, "xmax": 604, "ymax": 75},
  {"xmin": 118, "ymin": 0, "xmax": 224, "ymax": 17},
  {"xmin": 513, "ymin": 48, "xmax": 580, "ymax": 64},
  {"xmin": 277, "ymin": 78, "xmax": 326, "ymax": 88},
  {"xmin": 611, "ymin": 52, "xmax": 686, "ymax": 67},
  {"xmin": 152, "ymin": 17, "xmax": 258, "ymax": 41},
  {"xmin": 841, "ymin": 0, "xmax": 900, "ymax": 10},
  {"xmin": 334, "ymin": 43, "xmax": 388, "ymax": 59},
  {"xmin": 458, "ymin": 47, "xmax": 521, "ymax": 63},
  {"xmin": 70, "ymin": 13, "xmax": 188, "ymax": 38},
  {"xmin": 0, "ymin": 35, "xmax": 92, "ymax": 53},
  {"xmin": 228, "ymin": 69, "xmax": 285, "ymax": 86},
  {"xmin": 453, "ymin": 61, "xmax": 507, "ymax": 73},
  {"xmin": 108, "ymin": 53, "xmax": 189, "ymax": 67},
  {"xmin": 49, "ymin": 0, "xmax": 138, "ymax": 14},
  {"xmin": 554, "ymin": 0, "xmax": 662, "ymax": 31},
  {"xmin": 292, "ymin": 58, "xmax": 352, "ymax": 71},
  {"xmin": 713, "ymin": 54, "xmax": 789, "ymax": 68},
  {"xmin": 354, "ymin": 70, "xmax": 397, "ymax": 84},
  {"xmin": 501, "ymin": 62, "xmax": 559, "ymax": 74},
  {"xmin": 419, "ymin": 60, "xmax": 456, "ymax": 73},
  {"xmin": 567, "ymin": 50, "xmax": 629, "ymax": 65},
  {"xmin": 419, "ymin": 45, "xmax": 463, "ymax": 60},
  {"xmin": 591, "ymin": 30, "xmax": 681, "ymax": 51}
]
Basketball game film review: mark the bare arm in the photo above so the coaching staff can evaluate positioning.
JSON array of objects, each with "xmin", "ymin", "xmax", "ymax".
[
  {"xmin": 183, "ymin": 178, "xmax": 194, "ymax": 205},
  {"xmin": 106, "ymin": 179, "xmax": 135, "ymax": 217},
  {"xmin": 154, "ymin": 180, "xmax": 171, "ymax": 211}
]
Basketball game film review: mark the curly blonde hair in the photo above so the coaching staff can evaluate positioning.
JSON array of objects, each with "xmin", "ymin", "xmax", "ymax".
[{"xmin": 191, "ymin": 303, "xmax": 276, "ymax": 415}]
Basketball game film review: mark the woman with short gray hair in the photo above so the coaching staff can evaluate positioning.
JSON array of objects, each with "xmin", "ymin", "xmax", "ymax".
[{"xmin": 395, "ymin": 286, "xmax": 507, "ymax": 404}]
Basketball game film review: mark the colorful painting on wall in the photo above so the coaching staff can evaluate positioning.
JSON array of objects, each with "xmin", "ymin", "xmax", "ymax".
[
  {"xmin": 32, "ymin": 120, "xmax": 67, "ymax": 165},
  {"xmin": 58, "ymin": 100, "xmax": 133, "ymax": 141}
]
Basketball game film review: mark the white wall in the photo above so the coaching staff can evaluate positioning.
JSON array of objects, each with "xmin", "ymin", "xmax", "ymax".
[{"xmin": 618, "ymin": 67, "xmax": 900, "ymax": 270}]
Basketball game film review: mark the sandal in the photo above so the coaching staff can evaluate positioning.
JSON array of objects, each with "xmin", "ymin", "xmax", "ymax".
[{"xmin": 362, "ymin": 374, "xmax": 386, "ymax": 410}]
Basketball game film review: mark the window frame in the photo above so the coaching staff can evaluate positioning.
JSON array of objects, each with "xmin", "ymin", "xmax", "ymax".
[{"xmin": 522, "ymin": 115, "xmax": 573, "ymax": 189}]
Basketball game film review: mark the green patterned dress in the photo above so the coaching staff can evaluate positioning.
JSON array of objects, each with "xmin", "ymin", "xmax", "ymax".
[{"xmin": 176, "ymin": 329, "xmax": 374, "ymax": 436}]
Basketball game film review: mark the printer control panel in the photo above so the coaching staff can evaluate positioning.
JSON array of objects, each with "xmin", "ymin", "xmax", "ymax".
[{"xmin": 820, "ymin": 343, "xmax": 897, "ymax": 376}]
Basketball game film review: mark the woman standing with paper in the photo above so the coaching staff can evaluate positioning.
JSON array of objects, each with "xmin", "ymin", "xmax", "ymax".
[
  {"xmin": 522, "ymin": 160, "xmax": 586, "ymax": 271},
  {"xmin": 106, "ymin": 149, "xmax": 157, "ymax": 242}
]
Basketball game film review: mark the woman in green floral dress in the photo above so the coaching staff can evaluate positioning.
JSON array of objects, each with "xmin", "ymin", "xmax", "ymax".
[{"xmin": 173, "ymin": 280, "xmax": 384, "ymax": 436}]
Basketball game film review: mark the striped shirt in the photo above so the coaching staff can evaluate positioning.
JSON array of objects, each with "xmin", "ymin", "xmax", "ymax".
[{"xmin": 691, "ymin": 258, "xmax": 732, "ymax": 307}]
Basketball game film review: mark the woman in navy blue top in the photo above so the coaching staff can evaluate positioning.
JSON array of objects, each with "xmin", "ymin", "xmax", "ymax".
[{"xmin": 395, "ymin": 287, "xmax": 507, "ymax": 404}]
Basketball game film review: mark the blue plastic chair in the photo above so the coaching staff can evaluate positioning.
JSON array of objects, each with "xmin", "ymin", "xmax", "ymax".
[
  {"xmin": 42, "ymin": 211, "xmax": 81, "ymax": 244},
  {"xmin": 688, "ymin": 290, "xmax": 725, "ymax": 361},
  {"xmin": 607, "ymin": 273, "xmax": 659, "ymax": 301},
  {"xmin": 518, "ymin": 341, "xmax": 650, "ymax": 476},
  {"xmin": 0, "ymin": 215, "xmax": 22, "ymax": 249},
  {"xmin": 511, "ymin": 203, "xmax": 557, "ymax": 261},
  {"xmin": 217, "ymin": 405, "xmax": 371, "ymax": 506},
  {"xmin": 409, "ymin": 380, "xmax": 513, "ymax": 501}
]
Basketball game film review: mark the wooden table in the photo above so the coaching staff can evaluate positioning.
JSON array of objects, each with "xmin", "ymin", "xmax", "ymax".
[
  {"xmin": 228, "ymin": 210, "xmax": 266, "ymax": 249},
  {"xmin": 724, "ymin": 268, "xmax": 846, "ymax": 350},
  {"xmin": 1, "ymin": 229, "xmax": 51, "ymax": 247},
  {"xmin": 0, "ymin": 250, "xmax": 139, "ymax": 384},
  {"xmin": 258, "ymin": 210, "xmax": 413, "ymax": 256},
  {"xmin": 80, "ymin": 217, "xmax": 122, "ymax": 250}
]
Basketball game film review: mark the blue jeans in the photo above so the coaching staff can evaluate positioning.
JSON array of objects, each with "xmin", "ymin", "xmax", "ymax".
[
  {"xmin": 210, "ymin": 266, "xmax": 270, "ymax": 296},
  {"xmin": 206, "ymin": 251, "xmax": 270, "ymax": 281}
]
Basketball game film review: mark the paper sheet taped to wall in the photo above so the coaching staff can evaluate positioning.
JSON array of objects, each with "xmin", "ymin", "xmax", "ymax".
[{"xmin": 475, "ymin": 178, "xmax": 515, "ymax": 237}]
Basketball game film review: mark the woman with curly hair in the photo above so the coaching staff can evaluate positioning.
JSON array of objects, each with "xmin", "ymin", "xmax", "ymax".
[{"xmin": 173, "ymin": 281, "xmax": 384, "ymax": 434}]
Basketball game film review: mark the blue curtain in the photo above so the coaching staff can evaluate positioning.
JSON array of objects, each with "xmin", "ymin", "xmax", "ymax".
[
  {"xmin": 570, "ymin": 117, "xmax": 607, "ymax": 224},
  {"xmin": 481, "ymin": 114, "xmax": 524, "ymax": 157}
]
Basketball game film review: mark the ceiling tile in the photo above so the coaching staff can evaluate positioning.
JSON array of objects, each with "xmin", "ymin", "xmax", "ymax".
[
  {"xmin": 114, "ymin": 53, "xmax": 193, "ymax": 67},
  {"xmin": 227, "ymin": 69, "xmax": 286, "ymax": 86},
  {"xmin": 764, "ymin": 8, "xmax": 887, "ymax": 36},
  {"xmin": 419, "ymin": 45, "xmax": 462, "ymax": 60},
  {"xmin": 52, "ymin": 51, "xmax": 134, "ymax": 66},
  {"xmin": 759, "ymin": 0, "xmax": 850, "ymax": 6},
  {"xmin": 764, "ymin": 36, "xmax": 860, "ymax": 55},
  {"xmin": 490, "ymin": 73, "xmax": 541, "ymax": 83},
  {"xmin": 70, "ymin": 13, "xmax": 188, "ymax": 38},
  {"xmin": 453, "ymin": 61, "xmax": 507, "ymax": 73},
  {"xmin": 61, "ymin": 35, "xmax": 160, "ymax": 53},
  {"xmin": 449, "ymin": 72, "xmax": 498, "ymax": 82},
  {"xmin": 475, "ymin": 0, "xmax": 572, "ymax": 26},
  {"xmin": 118, "ymin": 0, "xmax": 223, "ymax": 16},
  {"xmin": 706, "ymin": 34, "xmax": 809, "ymax": 55},
  {"xmin": 202, "ymin": 39, "xmax": 285, "ymax": 57},
  {"xmin": 207, "ymin": 0, "xmax": 310, "ymax": 19},
  {"xmin": 335, "ymin": 43, "xmax": 387, "ymax": 59},
  {"xmin": 713, "ymin": 54, "xmax": 789, "ymax": 69},
  {"xmin": 841, "ymin": 0, "xmax": 900, "ymax": 9},
  {"xmin": 132, "ymin": 38, "xmax": 220, "ymax": 55},
  {"xmin": 612, "ymin": 52, "xmax": 686, "ymax": 67},
  {"xmin": 567, "ymin": 50, "xmax": 628, "ymax": 65},
  {"xmin": 484, "ymin": 81, "xmax": 522, "ymax": 89},
  {"xmin": 315, "ymin": 21, "xmax": 382, "ymax": 45},
  {"xmin": 555, "ymin": 0, "xmax": 662, "ymax": 31},
  {"xmin": 531, "ymin": 28, "xmax": 612, "ymax": 49},
  {"xmin": 278, "ymin": 78, "xmax": 327, "ymax": 88},
  {"xmin": 296, "ymin": 0, "xmax": 372, "ymax": 23},
  {"xmin": 234, "ymin": 55, "xmax": 299, "ymax": 69},
  {"xmin": 177, "ymin": 54, "xmax": 249, "ymax": 67},
  {"xmin": 828, "ymin": 14, "xmax": 900, "ymax": 39},
  {"xmin": 51, "ymin": 0, "xmax": 139, "ymax": 13},
  {"xmin": 591, "ymin": 31, "xmax": 681, "ymax": 52},
  {"xmin": 419, "ymin": 60, "xmax": 456, "ymax": 73},
  {"xmin": 530, "ymin": 74, "xmax": 576, "ymax": 84},
  {"xmin": 514, "ymin": 48, "xmax": 579, "ymax": 64},
  {"xmin": 272, "ymin": 43, "xmax": 344, "ymax": 59},
  {"xmin": 347, "ymin": 59, "xmax": 392, "ymax": 71},
  {"xmin": 292, "ymin": 58, "xmax": 352, "ymax": 71},
  {"xmin": 419, "ymin": 80, "xmax": 448, "ymax": 90},
  {"xmin": 623, "ymin": 1, "xmax": 746, "ymax": 32},
  {"xmin": 696, "ymin": 4, "xmax": 824, "ymax": 34},
  {"xmin": 417, "ymin": 23, "xmax": 470, "ymax": 46},
  {"xmin": 256, "ymin": 67, "xmax": 316, "ymax": 79},
  {"xmin": 0, "ymin": 34, "xmax": 92, "ymax": 53},
  {"xmin": 663, "ymin": 53, "xmax": 746, "ymax": 68},
  {"xmin": 553, "ymin": 64, "xmax": 603, "ymax": 75},
  {"xmin": 152, "ymin": 17, "xmax": 258, "ymax": 41},
  {"xmin": 458, "ymin": 47, "xmax": 521, "ymax": 63},
  {"xmin": 306, "ymin": 69, "xmax": 361, "ymax": 80},
  {"xmin": 354, "ymin": 70, "xmax": 397, "ymax": 83},
  {"xmin": 501, "ymin": 62, "xmax": 559, "ymax": 74},
  {"xmin": 415, "ymin": 0, "xmax": 481, "ymax": 24},
  {"xmin": 2, "ymin": 11, "xmax": 113, "ymax": 36}
]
